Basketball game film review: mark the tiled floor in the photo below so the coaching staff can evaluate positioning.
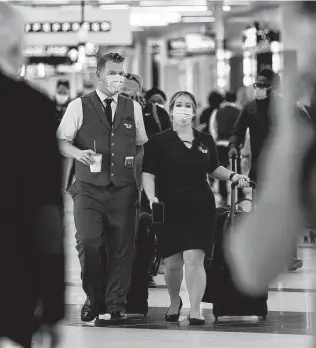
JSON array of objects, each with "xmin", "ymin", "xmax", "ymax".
[{"xmin": 38, "ymin": 193, "xmax": 316, "ymax": 347}]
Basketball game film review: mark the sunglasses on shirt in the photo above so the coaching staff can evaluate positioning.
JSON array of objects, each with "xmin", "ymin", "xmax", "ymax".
[{"xmin": 253, "ymin": 83, "xmax": 271, "ymax": 89}]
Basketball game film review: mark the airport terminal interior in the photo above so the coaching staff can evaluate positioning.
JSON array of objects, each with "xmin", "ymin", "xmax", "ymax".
[{"xmin": 2, "ymin": 0, "xmax": 316, "ymax": 347}]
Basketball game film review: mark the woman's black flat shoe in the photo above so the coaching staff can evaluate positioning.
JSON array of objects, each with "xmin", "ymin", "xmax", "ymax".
[
  {"xmin": 165, "ymin": 297, "xmax": 183, "ymax": 322},
  {"xmin": 188, "ymin": 316, "xmax": 206, "ymax": 326}
]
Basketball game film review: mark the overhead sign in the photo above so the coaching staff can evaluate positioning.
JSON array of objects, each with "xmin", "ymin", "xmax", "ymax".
[
  {"xmin": 23, "ymin": 45, "xmax": 99, "ymax": 66},
  {"xmin": 16, "ymin": 6, "xmax": 132, "ymax": 46},
  {"xmin": 25, "ymin": 21, "xmax": 111, "ymax": 33},
  {"xmin": 167, "ymin": 34, "xmax": 216, "ymax": 59}
]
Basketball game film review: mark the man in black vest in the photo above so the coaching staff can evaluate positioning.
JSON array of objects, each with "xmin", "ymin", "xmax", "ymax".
[
  {"xmin": 210, "ymin": 91, "xmax": 241, "ymax": 206},
  {"xmin": 57, "ymin": 52, "xmax": 148, "ymax": 322}
]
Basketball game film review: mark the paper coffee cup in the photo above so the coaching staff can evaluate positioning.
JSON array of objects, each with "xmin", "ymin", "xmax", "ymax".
[{"xmin": 90, "ymin": 153, "xmax": 102, "ymax": 173}]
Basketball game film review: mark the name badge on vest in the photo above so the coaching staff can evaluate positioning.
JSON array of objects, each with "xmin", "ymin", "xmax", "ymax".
[
  {"xmin": 198, "ymin": 144, "xmax": 208, "ymax": 154},
  {"xmin": 124, "ymin": 123, "xmax": 133, "ymax": 129},
  {"xmin": 125, "ymin": 156, "xmax": 135, "ymax": 168}
]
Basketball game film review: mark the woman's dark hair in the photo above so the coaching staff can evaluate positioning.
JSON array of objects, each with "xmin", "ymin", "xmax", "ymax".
[
  {"xmin": 169, "ymin": 91, "xmax": 197, "ymax": 114},
  {"xmin": 208, "ymin": 91, "xmax": 224, "ymax": 108},
  {"xmin": 225, "ymin": 91, "xmax": 237, "ymax": 103},
  {"xmin": 145, "ymin": 87, "xmax": 167, "ymax": 102}
]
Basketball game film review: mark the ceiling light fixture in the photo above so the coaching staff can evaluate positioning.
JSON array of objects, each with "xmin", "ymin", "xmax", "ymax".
[
  {"xmin": 130, "ymin": 13, "xmax": 169, "ymax": 27},
  {"xmin": 139, "ymin": 0, "xmax": 207, "ymax": 5},
  {"xmin": 222, "ymin": 5, "xmax": 231, "ymax": 11},
  {"xmin": 137, "ymin": 5, "xmax": 208, "ymax": 12},
  {"xmin": 181, "ymin": 16, "xmax": 215, "ymax": 23},
  {"xmin": 100, "ymin": 5, "xmax": 130, "ymax": 10}
]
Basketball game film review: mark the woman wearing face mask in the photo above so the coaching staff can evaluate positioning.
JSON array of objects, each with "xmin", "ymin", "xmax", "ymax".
[{"xmin": 142, "ymin": 91, "xmax": 250, "ymax": 325}]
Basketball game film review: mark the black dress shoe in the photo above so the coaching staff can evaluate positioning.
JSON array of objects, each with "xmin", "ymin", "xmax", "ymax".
[
  {"xmin": 149, "ymin": 279, "xmax": 157, "ymax": 288},
  {"xmin": 81, "ymin": 297, "xmax": 98, "ymax": 322},
  {"xmin": 165, "ymin": 297, "xmax": 182, "ymax": 322},
  {"xmin": 111, "ymin": 310, "xmax": 127, "ymax": 321},
  {"xmin": 188, "ymin": 316, "xmax": 205, "ymax": 326}
]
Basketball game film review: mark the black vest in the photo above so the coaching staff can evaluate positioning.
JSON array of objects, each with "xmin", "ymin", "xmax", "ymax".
[{"xmin": 74, "ymin": 91, "xmax": 136, "ymax": 187}]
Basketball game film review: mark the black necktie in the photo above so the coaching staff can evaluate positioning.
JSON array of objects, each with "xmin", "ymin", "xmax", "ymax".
[{"xmin": 104, "ymin": 98, "xmax": 113, "ymax": 125}]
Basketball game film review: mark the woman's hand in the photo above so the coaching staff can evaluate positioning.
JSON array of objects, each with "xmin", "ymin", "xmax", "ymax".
[
  {"xmin": 149, "ymin": 197, "xmax": 159, "ymax": 210},
  {"xmin": 232, "ymin": 174, "xmax": 250, "ymax": 188}
]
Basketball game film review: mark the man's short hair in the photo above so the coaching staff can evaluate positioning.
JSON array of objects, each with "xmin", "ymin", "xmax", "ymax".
[
  {"xmin": 97, "ymin": 52, "xmax": 125, "ymax": 73},
  {"xmin": 258, "ymin": 68, "xmax": 276, "ymax": 84},
  {"xmin": 225, "ymin": 91, "xmax": 237, "ymax": 103}
]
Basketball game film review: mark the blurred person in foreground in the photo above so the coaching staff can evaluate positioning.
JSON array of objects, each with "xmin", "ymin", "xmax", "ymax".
[
  {"xmin": 0, "ymin": 3, "xmax": 64, "ymax": 348},
  {"xmin": 225, "ymin": 2, "xmax": 316, "ymax": 346},
  {"xmin": 199, "ymin": 91, "xmax": 224, "ymax": 134},
  {"xmin": 209, "ymin": 90, "xmax": 241, "ymax": 206}
]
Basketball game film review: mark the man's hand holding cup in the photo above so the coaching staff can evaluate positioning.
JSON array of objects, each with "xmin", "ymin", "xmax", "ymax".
[{"xmin": 75, "ymin": 149, "xmax": 96, "ymax": 166}]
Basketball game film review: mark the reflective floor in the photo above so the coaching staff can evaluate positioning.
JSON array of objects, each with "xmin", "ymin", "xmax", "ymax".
[{"xmin": 6, "ymin": 192, "xmax": 315, "ymax": 348}]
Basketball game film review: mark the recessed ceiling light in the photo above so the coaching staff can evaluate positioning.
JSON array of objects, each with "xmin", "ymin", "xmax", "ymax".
[
  {"xmin": 182, "ymin": 16, "xmax": 215, "ymax": 23},
  {"xmin": 222, "ymin": 5, "xmax": 231, "ymax": 12}
]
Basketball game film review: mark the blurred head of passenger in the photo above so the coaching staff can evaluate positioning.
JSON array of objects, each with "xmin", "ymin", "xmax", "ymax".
[
  {"xmin": 145, "ymin": 87, "xmax": 167, "ymax": 107},
  {"xmin": 225, "ymin": 91, "xmax": 237, "ymax": 103},
  {"xmin": 0, "ymin": 3, "xmax": 26, "ymax": 78},
  {"xmin": 253, "ymin": 68, "xmax": 280, "ymax": 100},
  {"xmin": 96, "ymin": 52, "xmax": 125, "ymax": 96},
  {"xmin": 208, "ymin": 91, "xmax": 224, "ymax": 109},
  {"xmin": 120, "ymin": 73, "xmax": 143, "ymax": 98},
  {"xmin": 55, "ymin": 80, "xmax": 70, "ymax": 105},
  {"xmin": 169, "ymin": 91, "xmax": 197, "ymax": 130}
]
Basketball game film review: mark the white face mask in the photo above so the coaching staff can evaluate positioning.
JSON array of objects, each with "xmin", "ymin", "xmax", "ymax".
[
  {"xmin": 105, "ymin": 75, "xmax": 125, "ymax": 95},
  {"xmin": 254, "ymin": 88, "xmax": 268, "ymax": 100},
  {"xmin": 173, "ymin": 107, "xmax": 194, "ymax": 125},
  {"xmin": 56, "ymin": 94, "xmax": 69, "ymax": 105}
]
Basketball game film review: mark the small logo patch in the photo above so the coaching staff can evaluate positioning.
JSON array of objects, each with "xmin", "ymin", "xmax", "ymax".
[
  {"xmin": 198, "ymin": 145, "xmax": 208, "ymax": 154},
  {"xmin": 124, "ymin": 123, "xmax": 133, "ymax": 129}
]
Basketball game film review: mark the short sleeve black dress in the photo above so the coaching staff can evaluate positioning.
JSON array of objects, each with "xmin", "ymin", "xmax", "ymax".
[{"xmin": 142, "ymin": 128, "xmax": 220, "ymax": 259}]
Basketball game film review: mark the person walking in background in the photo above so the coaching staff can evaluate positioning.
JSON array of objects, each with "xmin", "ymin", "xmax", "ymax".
[
  {"xmin": 120, "ymin": 73, "xmax": 147, "ymax": 109},
  {"xmin": 228, "ymin": 68, "xmax": 306, "ymax": 270},
  {"xmin": 142, "ymin": 91, "xmax": 250, "ymax": 325},
  {"xmin": 57, "ymin": 52, "xmax": 148, "ymax": 323},
  {"xmin": 228, "ymin": 69, "xmax": 278, "ymax": 183},
  {"xmin": 141, "ymin": 86, "xmax": 171, "ymax": 288},
  {"xmin": 199, "ymin": 91, "xmax": 224, "ymax": 134},
  {"xmin": 0, "ymin": 3, "xmax": 65, "ymax": 347},
  {"xmin": 209, "ymin": 91, "xmax": 241, "ymax": 206},
  {"xmin": 143, "ymin": 87, "xmax": 171, "ymax": 139},
  {"xmin": 55, "ymin": 79, "xmax": 71, "ymax": 126}
]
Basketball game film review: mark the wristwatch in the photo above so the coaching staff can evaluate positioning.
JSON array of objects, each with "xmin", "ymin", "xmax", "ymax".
[{"xmin": 229, "ymin": 172, "xmax": 237, "ymax": 181}]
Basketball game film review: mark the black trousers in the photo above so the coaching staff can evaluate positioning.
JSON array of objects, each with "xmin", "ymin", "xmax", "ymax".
[{"xmin": 69, "ymin": 180, "xmax": 138, "ymax": 313}]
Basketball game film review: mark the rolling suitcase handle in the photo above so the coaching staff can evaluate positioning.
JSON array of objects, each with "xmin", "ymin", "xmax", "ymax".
[
  {"xmin": 230, "ymin": 180, "xmax": 256, "ymax": 229},
  {"xmin": 229, "ymin": 154, "xmax": 239, "ymax": 210}
]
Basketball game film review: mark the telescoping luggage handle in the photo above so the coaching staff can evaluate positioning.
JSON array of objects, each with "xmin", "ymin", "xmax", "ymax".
[{"xmin": 229, "ymin": 154, "xmax": 256, "ymax": 227}]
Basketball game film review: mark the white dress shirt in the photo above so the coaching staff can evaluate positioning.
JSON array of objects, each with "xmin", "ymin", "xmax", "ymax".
[{"xmin": 57, "ymin": 89, "xmax": 148, "ymax": 146}]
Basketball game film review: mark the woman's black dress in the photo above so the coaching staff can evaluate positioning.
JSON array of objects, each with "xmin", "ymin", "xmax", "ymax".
[{"xmin": 142, "ymin": 128, "xmax": 220, "ymax": 258}]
